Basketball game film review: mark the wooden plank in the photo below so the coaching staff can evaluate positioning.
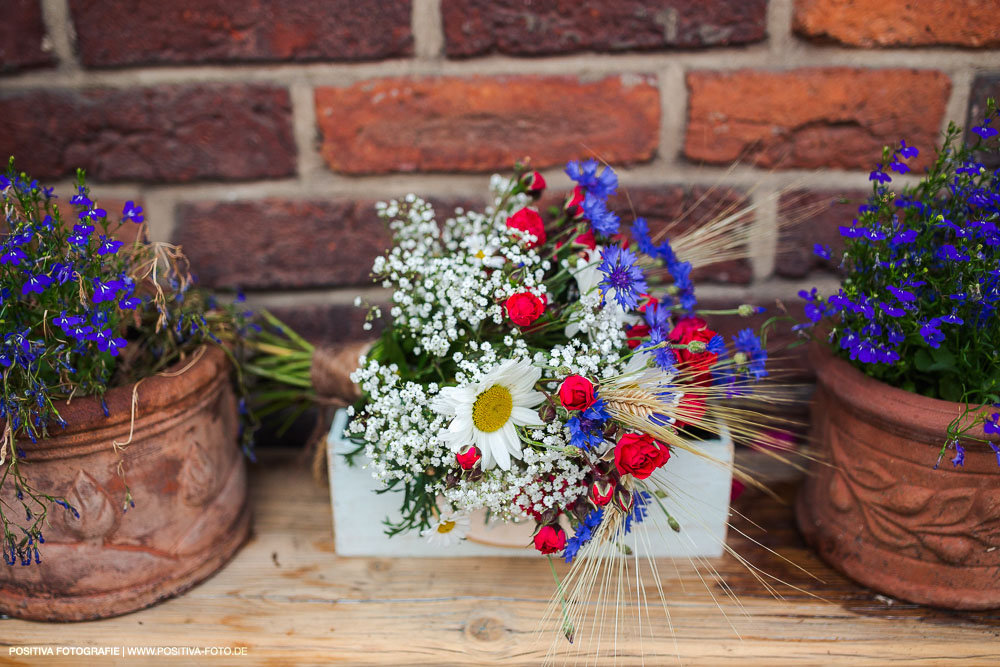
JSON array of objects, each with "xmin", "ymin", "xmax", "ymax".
[{"xmin": 1, "ymin": 449, "xmax": 998, "ymax": 666}]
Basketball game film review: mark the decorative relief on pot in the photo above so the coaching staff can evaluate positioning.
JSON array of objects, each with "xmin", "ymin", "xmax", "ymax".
[
  {"xmin": 179, "ymin": 439, "xmax": 220, "ymax": 507},
  {"xmin": 57, "ymin": 470, "xmax": 118, "ymax": 541},
  {"xmin": 826, "ymin": 416, "xmax": 1000, "ymax": 567}
]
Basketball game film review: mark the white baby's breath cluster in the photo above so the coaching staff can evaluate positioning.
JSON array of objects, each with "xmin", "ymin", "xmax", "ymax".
[{"xmin": 348, "ymin": 176, "xmax": 634, "ymax": 527}]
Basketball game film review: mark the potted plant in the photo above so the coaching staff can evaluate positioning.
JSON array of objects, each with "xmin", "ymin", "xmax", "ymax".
[
  {"xmin": 0, "ymin": 161, "xmax": 257, "ymax": 621},
  {"xmin": 795, "ymin": 102, "xmax": 1000, "ymax": 609}
]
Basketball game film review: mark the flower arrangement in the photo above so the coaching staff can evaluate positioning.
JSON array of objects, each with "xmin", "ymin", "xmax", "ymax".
[
  {"xmin": 798, "ymin": 101, "xmax": 1000, "ymax": 464},
  {"xmin": 0, "ymin": 159, "xmax": 255, "ymax": 567},
  {"xmin": 331, "ymin": 159, "xmax": 793, "ymax": 649}
]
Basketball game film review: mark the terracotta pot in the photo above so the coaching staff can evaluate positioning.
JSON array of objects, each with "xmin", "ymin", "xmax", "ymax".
[
  {"xmin": 797, "ymin": 345, "xmax": 1000, "ymax": 609},
  {"xmin": 0, "ymin": 345, "xmax": 250, "ymax": 621}
]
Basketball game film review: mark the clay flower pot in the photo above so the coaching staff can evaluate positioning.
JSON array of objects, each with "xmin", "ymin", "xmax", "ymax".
[
  {"xmin": 797, "ymin": 345, "xmax": 1000, "ymax": 610},
  {"xmin": 0, "ymin": 345, "xmax": 250, "ymax": 621}
]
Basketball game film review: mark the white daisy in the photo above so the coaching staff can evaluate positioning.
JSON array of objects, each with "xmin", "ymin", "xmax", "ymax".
[
  {"xmin": 431, "ymin": 359, "xmax": 545, "ymax": 470},
  {"xmin": 421, "ymin": 511, "xmax": 471, "ymax": 546}
]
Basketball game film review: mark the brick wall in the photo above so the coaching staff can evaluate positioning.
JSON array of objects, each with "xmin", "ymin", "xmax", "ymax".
[{"xmin": 2, "ymin": 0, "xmax": 999, "ymax": 355}]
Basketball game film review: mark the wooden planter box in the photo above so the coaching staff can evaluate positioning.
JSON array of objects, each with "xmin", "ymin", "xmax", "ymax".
[{"xmin": 328, "ymin": 410, "xmax": 733, "ymax": 558}]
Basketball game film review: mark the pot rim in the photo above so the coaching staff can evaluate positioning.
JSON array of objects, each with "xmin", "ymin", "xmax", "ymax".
[
  {"xmin": 809, "ymin": 342, "xmax": 997, "ymax": 443},
  {"xmin": 7, "ymin": 344, "xmax": 230, "ymax": 444}
]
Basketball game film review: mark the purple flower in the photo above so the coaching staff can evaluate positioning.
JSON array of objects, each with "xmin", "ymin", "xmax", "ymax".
[
  {"xmin": 565, "ymin": 159, "xmax": 618, "ymax": 200},
  {"xmin": 21, "ymin": 272, "xmax": 53, "ymax": 295},
  {"xmin": 891, "ymin": 229, "xmax": 918, "ymax": 245},
  {"xmin": 598, "ymin": 245, "xmax": 647, "ymax": 311},
  {"xmin": 97, "ymin": 236, "xmax": 123, "ymax": 256},
  {"xmin": 69, "ymin": 187, "xmax": 92, "ymax": 206},
  {"xmin": 813, "ymin": 243, "xmax": 832, "ymax": 260},
  {"xmin": 92, "ymin": 278, "xmax": 123, "ymax": 304},
  {"xmin": 105, "ymin": 336, "xmax": 128, "ymax": 356},
  {"xmin": 119, "ymin": 295, "xmax": 142, "ymax": 310},
  {"xmin": 869, "ymin": 168, "xmax": 891, "ymax": 184},
  {"xmin": 886, "ymin": 284, "xmax": 917, "ymax": 302},
  {"xmin": 639, "ymin": 328, "xmax": 676, "ymax": 373},
  {"xmin": 984, "ymin": 413, "xmax": 999, "ymax": 436},
  {"xmin": 581, "ymin": 192, "xmax": 620, "ymax": 237},
  {"xmin": 733, "ymin": 328, "xmax": 768, "ymax": 379},
  {"xmin": 632, "ymin": 217, "xmax": 656, "ymax": 256},
  {"xmin": 937, "ymin": 244, "xmax": 970, "ymax": 262},
  {"xmin": 951, "ymin": 441, "xmax": 965, "ymax": 467},
  {"xmin": 920, "ymin": 319, "xmax": 945, "ymax": 348},
  {"xmin": 78, "ymin": 204, "xmax": 107, "ymax": 221},
  {"xmin": 898, "ymin": 140, "xmax": 919, "ymax": 159},
  {"xmin": 1, "ymin": 248, "xmax": 26, "ymax": 265},
  {"xmin": 972, "ymin": 125, "xmax": 999, "ymax": 140},
  {"xmin": 53, "ymin": 311, "xmax": 84, "ymax": 329},
  {"xmin": 122, "ymin": 201, "xmax": 144, "ymax": 224},
  {"xmin": 889, "ymin": 159, "xmax": 910, "ymax": 175}
]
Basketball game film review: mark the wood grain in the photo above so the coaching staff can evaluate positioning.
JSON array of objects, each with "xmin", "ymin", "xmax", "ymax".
[{"xmin": 1, "ymin": 449, "xmax": 998, "ymax": 666}]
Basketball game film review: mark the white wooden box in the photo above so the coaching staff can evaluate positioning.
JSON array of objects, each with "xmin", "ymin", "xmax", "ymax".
[{"xmin": 328, "ymin": 410, "xmax": 733, "ymax": 558}]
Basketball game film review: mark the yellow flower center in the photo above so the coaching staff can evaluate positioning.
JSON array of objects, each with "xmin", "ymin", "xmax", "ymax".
[
  {"xmin": 475, "ymin": 249, "xmax": 487, "ymax": 260},
  {"xmin": 436, "ymin": 520, "xmax": 456, "ymax": 534},
  {"xmin": 472, "ymin": 385, "xmax": 513, "ymax": 433}
]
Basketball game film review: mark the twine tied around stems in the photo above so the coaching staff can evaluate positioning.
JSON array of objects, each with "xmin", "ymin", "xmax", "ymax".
[{"xmin": 306, "ymin": 340, "xmax": 371, "ymax": 483}]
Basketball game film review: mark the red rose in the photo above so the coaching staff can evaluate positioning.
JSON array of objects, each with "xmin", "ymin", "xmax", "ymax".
[
  {"xmin": 533, "ymin": 524, "xmax": 567, "ymax": 554},
  {"xmin": 591, "ymin": 480, "xmax": 615, "ymax": 507},
  {"xmin": 504, "ymin": 292, "xmax": 545, "ymax": 327},
  {"xmin": 558, "ymin": 374, "xmax": 595, "ymax": 411},
  {"xmin": 506, "ymin": 208, "xmax": 546, "ymax": 248},
  {"xmin": 614, "ymin": 432, "xmax": 671, "ymax": 480},
  {"xmin": 675, "ymin": 392, "xmax": 707, "ymax": 428},
  {"xmin": 624, "ymin": 323, "xmax": 650, "ymax": 350},
  {"xmin": 520, "ymin": 171, "xmax": 546, "ymax": 194},
  {"xmin": 668, "ymin": 316, "xmax": 719, "ymax": 375},
  {"xmin": 564, "ymin": 186, "xmax": 585, "ymax": 218},
  {"xmin": 456, "ymin": 445, "xmax": 481, "ymax": 470},
  {"xmin": 572, "ymin": 230, "xmax": 597, "ymax": 250}
]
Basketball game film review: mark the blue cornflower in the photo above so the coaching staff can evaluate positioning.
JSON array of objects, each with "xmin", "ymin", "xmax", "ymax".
[
  {"xmin": 632, "ymin": 217, "xmax": 656, "ymax": 256},
  {"xmin": 813, "ymin": 243, "xmax": 832, "ymax": 260},
  {"xmin": 563, "ymin": 508, "xmax": 604, "ymax": 563},
  {"xmin": 733, "ymin": 328, "xmax": 768, "ymax": 379},
  {"xmin": 639, "ymin": 328, "xmax": 676, "ymax": 373},
  {"xmin": 666, "ymin": 257, "xmax": 696, "ymax": 311},
  {"xmin": 581, "ymin": 192, "xmax": 621, "ymax": 237},
  {"xmin": 598, "ymin": 245, "xmax": 647, "ymax": 311},
  {"xmin": 1, "ymin": 248, "xmax": 26, "ymax": 265},
  {"xmin": 565, "ymin": 159, "xmax": 618, "ymax": 199},
  {"xmin": 97, "ymin": 235, "xmax": 123, "ymax": 256},
  {"xmin": 122, "ymin": 201, "xmax": 144, "ymax": 224},
  {"xmin": 567, "ymin": 398, "xmax": 610, "ymax": 450},
  {"xmin": 623, "ymin": 491, "xmax": 650, "ymax": 534},
  {"xmin": 21, "ymin": 272, "xmax": 52, "ymax": 295}
]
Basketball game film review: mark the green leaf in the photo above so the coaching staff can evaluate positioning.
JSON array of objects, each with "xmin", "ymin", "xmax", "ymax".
[{"xmin": 939, "ymin": 375, "xmax": 964, "ymax": 403}]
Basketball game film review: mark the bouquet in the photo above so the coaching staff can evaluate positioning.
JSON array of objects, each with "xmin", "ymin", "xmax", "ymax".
[
  {"xmin": 798, "ymin": 100, "xmax": 1000, "ymax": 464},
  {"xmin": 0, "ymin": 160, "xmax": 256, "ymax": 567},
  {"xmin": 334, "ymin": 159, "xmax": 795, "ymax": 653}
]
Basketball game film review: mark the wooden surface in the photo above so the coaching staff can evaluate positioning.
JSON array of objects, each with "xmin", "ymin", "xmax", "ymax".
[{"xmin": 2, "ymin": 449, "xmax": 999, "ymax": 666}]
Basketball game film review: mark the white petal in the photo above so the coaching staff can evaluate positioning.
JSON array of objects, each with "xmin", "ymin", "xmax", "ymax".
[
  {"xmin": 501, "ymin": 422, "xmax": 522, "ymax": 460},
  {"xmin": 510, "ymin": 406, "xmax": 541, "ymax": 426},
  {"xmin": 490, "ymin": 431, "xmax": 511, "ymax": 470}
]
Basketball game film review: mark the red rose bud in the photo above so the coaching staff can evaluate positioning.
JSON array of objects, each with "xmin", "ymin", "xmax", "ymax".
[
  {"xmin": 564, "ymin": 186, "xmax": 585, "ymax": 218},
  {"xmin": 504, "ymin": 292, "xmax": 545, "ymax": 327},
  {"xmin": 456, "ymin": 445, "xmax": 482, "ymax": 470},
  {"xmin": 614, "ymin": 432, "xmax": 671, "ymax": 480},
  {"xmin": 591, "ymin": 480, "xmax": 615, "ymax": 507},
  {"xmin": 520, "ymin": 170, "xmax": 546, "ymax": 195},
  {"xmin": 558, "ymin": 374, "xmax": 596, "ymax": 411},
  {"xmin": 624, "ymin": 323, "xmax": 651, "ymax": 350},
  {"xmin": 614, "ymin": 487, "xmax": 635, "ymax": 514},
  {"xmin": 572, "ymin": 229, "xmax": 597, "ymax": 250},
  {"xmin": 506, "ymin": 208, "xmax": 546, "ymax": 248},
  {"xmin": 533, "ymin": 524, "xmax": 567, "ymax": 555}
]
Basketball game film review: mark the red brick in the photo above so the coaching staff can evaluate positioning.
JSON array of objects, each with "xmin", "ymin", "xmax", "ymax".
[
  {"xmin": 0, "ymin": 85, "xmax": 295, "ymax": 183},
  {"xmin": 794, "ymin": 0, "xmax": 1000, "ymax": 48},
  {"xmin": 69, "ymin": 0, "xmax": 412, "ymax": 67},
  {"xmin": 685, "ymin": 69, "xmax": 951, "ymax": 171},
  {"xmin": 443, "ymin": 0, "xmax": 766, "ymax": 57},
  {"xmin": 0, "ymin": 0, "xmax": 54, "ymax": 74},
  {"xmin": 775, "ymin": 190, "xmax": 868, "ymax": 279},
  {"xmin": 175, "ymin": 198, "xmax": 480, "ymax": 290},
  {"xmin": 614, "ymin": 185, "xmax": 753, "ymax": 284},
  {"xmin": 315, "ymin": 75, "xmax": 660, "ymax": 174}
]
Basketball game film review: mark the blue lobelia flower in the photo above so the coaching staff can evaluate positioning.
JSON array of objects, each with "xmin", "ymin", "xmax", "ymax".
[
  {"xmin": 92, "ymin": 278, "xmax": 123, "ymax": 304},
  {"xmin": 869, "ymin": 168, "xmax": 891, "ymax": 184},
  {"xmin": 122, "ymin": 201, "xmax": 145, "ymax": 224},
  {"xmin": 897, "ymin": 140, "xmax": 919, "ymax": 159},
  {"xmin": 951, "ymin": 441, "xmax": 965, "ymax": 467},
  {"xmin": 598, "ymin": 245, "xmax": 647, "ymax": 311},
  {"xmin": 21, "ymin": 272, "xmax": 52, "ymax": 295},
  {"xmin": 937, "ymin": 244, "xmax": 970, "ymax": 262},
  {"xmin": 919, "ymin": 318, "xmax": 945, "ymax": 348},
  {"xmin": 813, "ymin": 243, "xmax": 832, "ymax": 260},
  {"xmin": 1, "ymin": 248, "xmax": 26, "ymax": 265},
  {"xmin": 97, "ymin": 236, "xmax": 123, "ymax": 256}
]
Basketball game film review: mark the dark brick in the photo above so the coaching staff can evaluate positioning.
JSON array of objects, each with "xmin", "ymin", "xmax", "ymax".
[
  {"xmin": 268, "ymin": 303, "xmax": 388, "ymax": 345},
  {"xmin": 0, "ymin": 85, "xmax": 295, "ymax": 183},
  {"xmin": 315, "ymin": 75, "xmax": 659, "ymax": 174},
  {"xmin": 0, "ymin": 0, "xmax": 54, "ymax": 74},
  {"xmin": 175, "ymin": 197, "xmax": 480, "ymax": 290},
  {"xmin": 966, "ymin": 74, "xmax": 1000, "ymax": 168},
  {"xmin": 775, "ymin": 190, "xmax": 868, "ymax": 279},
  {"xmin": 615, "ymin": 185, "xmax": 753, "ymax": 284},
  {"xmin": 443, "ymin": 0, "xmax": 767, "ymax": 58},
  {"xmin": 69, "ymin": 0, "xmax": 413, "ymax": 67},
  {"xmin": 685, "ymin": 68, "xmax": 951, "ymax": 171}
]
